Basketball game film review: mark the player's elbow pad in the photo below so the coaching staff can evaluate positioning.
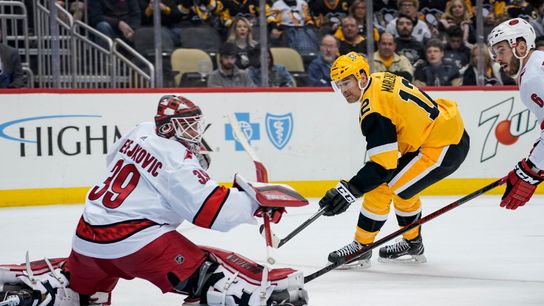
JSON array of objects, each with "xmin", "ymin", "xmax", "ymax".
[{"xmin": 349, "ymin": 161, "xmax": 396, "ymax": 194}]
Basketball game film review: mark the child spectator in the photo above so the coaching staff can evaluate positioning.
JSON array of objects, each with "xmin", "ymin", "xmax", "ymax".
[
  {"xmin": 414, "ymin": 38, "xmax": 461, "ymax": 86},
  {"xmin": 443, "ymin": 25, "xmax": 471, "ymax": 71}
]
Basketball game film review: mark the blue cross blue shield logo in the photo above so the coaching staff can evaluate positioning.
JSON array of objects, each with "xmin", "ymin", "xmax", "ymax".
[
  {"xmin": 225, "ymin": 112, "xmax": 260, "ymax": 151},
  {"xmin": 265, "ymin": 113, "xmax": 293, "ymax": 150}
]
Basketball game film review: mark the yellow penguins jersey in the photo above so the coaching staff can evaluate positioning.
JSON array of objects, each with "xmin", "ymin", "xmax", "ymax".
[{"xmin": 359, "ymin": 72, "xmax": 465, "ymax": 171}]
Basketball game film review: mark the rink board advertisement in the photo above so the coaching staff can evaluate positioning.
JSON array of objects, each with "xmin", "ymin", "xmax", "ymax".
[{"xmin": 0, "ymin": 88, "xmax": 539, "ymax": 206}]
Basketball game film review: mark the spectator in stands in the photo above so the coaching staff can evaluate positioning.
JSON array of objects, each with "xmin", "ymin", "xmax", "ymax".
[
  {"xmin": 414, "ymin": 38, "xmax": 461, "ymax": 86},
  {"xmin": 57, "ymin": 0, "xmax": 85, "ymax": 21},
  {"xmin": 208, "ymin": 42, "xmax": 255, "ymax": 87},
  {"xmin": 394, "ymin": 13, "xmax": 425, "ymax": 66},
  {"xmin": 336, "ymin": 16, "xmax": 367, "ymax": 55},
  {"xmin": 248, "ymin": 48, "xmax": 295, "ymax": 87},
  {"xmin": 139, "ymin": 0, "xmax": 183, "ymax": 46},
  {"xmin": 529, "ymin": 0, "xmax": 544, "ymax": 37},
  {"xmin": 374, "ymin": 0, "xmax": 398, "ymax": 28},
  {"xmin": 438, "ymin": 0, "xmax": 475, "ymax": 47},
  {"xmin": 226, "ymin": 17, "xmax": 259, "ymax": 69},
  {"xmin": 88, "ymin": 0, "xmax": 141, "ymax": 45},
  {"xmin": 348, "ymin": 0, "xmax": 384, "ymax": 35},
  {"xmin": 0, "ymin": 30, "xmax": 24, "ymax": 88},
  {"xmin": 462, "ymin": 43, "xmax": 515, "ymax": 86},
  {"xmin": 372, "ymin": 32, "xmax": 413, "ymax": 80},
  {"xmin": 220, "ymin": 0, "xmax": 271, "ymax": 30},
  {"xmin": 177, "ymin": 0, "xmax": 223, "ymax": 28},
  {"xmin": 308, "ymin": 34, "xmax": 339, "ymax": 86},
  {"xmin": 385, "ymin": 0, "xmax": 431, "ymax": 43},
  {"xmin": 536, "ymin": 36, "xmax": 544, "ymax": 51},
  {"xmin": 443, "ymin": 25, "xmax": 471, "ymax": 71},
  {"xmin": 269, "ymin": 0, "xmax": 319, "ymax": 55},
  {"xmin": 418, "ymin": 0, "xmax": 447, "ymax": 36},
  {"xmin": 310, "ymin": 0, "xmax": 351, "ymax": 35}
]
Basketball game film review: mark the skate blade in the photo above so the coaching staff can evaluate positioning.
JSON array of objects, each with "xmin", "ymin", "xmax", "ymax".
[
  {"xmin": 331, "ymin": 259, "xmax": 371, "ymax": 270},
  {"xmin": 378, "ymin": 254, "xmax": 427, "ymax": 265}
]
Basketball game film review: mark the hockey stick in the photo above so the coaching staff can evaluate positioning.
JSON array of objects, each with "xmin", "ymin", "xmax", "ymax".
[
  {"xmin": 304, "ymin": 177, "xmax": 506, "ymax": 283},
  {"xmin": 259, "ymin": 206, "xmax": 327, "ymax": 248},
  {"xmin": 226, "ymin": 113, "xmax": 274, "ymax": 306},
  {"xmin": 226, "ymin": 114, "xmax": 274, "ymax": 261}
]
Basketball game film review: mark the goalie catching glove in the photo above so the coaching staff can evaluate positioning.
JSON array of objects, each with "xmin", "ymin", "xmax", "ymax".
[
  {"xmin": 233, "ymin": 174, "xmax": 308, "ymax": 223},
  {"xmin": 501, "ymin": 159, "xmax": 544, "ymax": 210},
  {"xmin": 319, "ymin": 180, "xmax": 362, "ymax": 216}
]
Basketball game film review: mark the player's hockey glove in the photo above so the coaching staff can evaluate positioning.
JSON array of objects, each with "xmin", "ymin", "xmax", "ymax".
[
  {"xmin": 319, "ymin": 180, "xmax": 362, "ymax": 216},
  {"xmin": 501, "ymin": 159, "xmax": 544, "ymax": 210},
  {"xmin": 254, "ymin": 207, "xmax": 286, "ymax": 223}
]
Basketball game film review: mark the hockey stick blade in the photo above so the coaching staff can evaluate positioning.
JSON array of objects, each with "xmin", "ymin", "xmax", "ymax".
[
  {"xmin": 259, "ymin": 224, "xmax": 281, "ymax": 248},
  {"xmin": 304, "ymin": 178, "xmax": 506, "ymax": 283}
]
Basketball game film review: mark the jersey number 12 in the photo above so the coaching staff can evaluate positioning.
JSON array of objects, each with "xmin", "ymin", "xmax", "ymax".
[{"xmin": 398, "ymin": 78, "xmax": 440, "ymax": 120}]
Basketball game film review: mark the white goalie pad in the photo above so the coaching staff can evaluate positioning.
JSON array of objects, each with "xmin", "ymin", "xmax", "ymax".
[
  {"xmin": 201, "ymin": 246, "xmax": 308, "ymax": 306},
  {"xmin": 233, "ymin": 174, "xmax": 309, "ymax": 208}
]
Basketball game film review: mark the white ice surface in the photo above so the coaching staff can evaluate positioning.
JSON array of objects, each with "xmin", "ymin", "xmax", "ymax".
[{"xmin": 1, "ymin": 196, "xmax": 543, "ymax": 306}]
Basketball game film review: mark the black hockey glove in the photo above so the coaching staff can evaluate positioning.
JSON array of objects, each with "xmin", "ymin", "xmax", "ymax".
[{"xmin": 319, "ymin": 180, "xmax": 362, "ymax": 216}]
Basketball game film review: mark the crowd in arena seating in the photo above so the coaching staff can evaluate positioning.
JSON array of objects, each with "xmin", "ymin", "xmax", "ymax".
[{"xmin": 3, "ymin": 0, "xmax": 544, "ymax": 88}]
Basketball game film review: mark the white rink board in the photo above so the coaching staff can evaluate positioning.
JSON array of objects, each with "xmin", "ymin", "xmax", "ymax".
[{"xmin": 0, "ymin": 89, "xmax": 538, "ymax": 190}]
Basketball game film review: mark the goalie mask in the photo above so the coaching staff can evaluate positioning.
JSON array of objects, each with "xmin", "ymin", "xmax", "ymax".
[{"xmin": 155, "ymin": 95, "xmax": 205, "ymax": 152}]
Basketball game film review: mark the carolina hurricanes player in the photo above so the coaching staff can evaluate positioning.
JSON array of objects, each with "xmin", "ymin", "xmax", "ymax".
[
  {"xmin": 488, "ymin": 18, "xmax": 544, "ymax": 210},
  {"xmin": 0, "ymin": 95, "xmax": 307, "ymax": 306}
]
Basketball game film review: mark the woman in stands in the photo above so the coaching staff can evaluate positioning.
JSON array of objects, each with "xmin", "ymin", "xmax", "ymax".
[
  {"xmin": 439, "ymin": 0, "xmax": 475, "ymax": 47},
  {"xmin": 226, "ymin": 16, "xmax": 259, "ymax": 69}
]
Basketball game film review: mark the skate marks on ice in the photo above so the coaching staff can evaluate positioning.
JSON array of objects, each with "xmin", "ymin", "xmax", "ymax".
[{"xmin": 0, "ymin": 196, "xmax": 543, "ymax": 305}]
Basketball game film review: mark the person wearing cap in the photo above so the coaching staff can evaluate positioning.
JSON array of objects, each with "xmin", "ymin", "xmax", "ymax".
[{"xmin": 207, "ymin": 42, "xmax": 256, "ymax": 88}]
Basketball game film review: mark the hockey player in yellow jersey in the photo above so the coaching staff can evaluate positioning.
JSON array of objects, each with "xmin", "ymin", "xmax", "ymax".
[{"xmin": 319, "ymin": 52, "xmax": 469, "ymax": 267}]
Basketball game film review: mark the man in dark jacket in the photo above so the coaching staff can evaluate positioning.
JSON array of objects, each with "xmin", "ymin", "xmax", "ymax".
[
  {"xmin": 0, "ymin": 31, "xmax": 24, "ymax": 88},
  {"xmin": 88, "ymin": 0, "xmax": 141, "ymax": 44}
]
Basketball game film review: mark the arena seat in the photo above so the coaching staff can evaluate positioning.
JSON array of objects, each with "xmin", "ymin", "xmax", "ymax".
[{"xmin": 170, "ymin": 48, "xmax": 213, "ymax": 86}]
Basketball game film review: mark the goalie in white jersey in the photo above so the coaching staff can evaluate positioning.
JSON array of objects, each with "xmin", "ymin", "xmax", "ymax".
[
  {"xmin": 488, "ymin": 18, "xmax": 544, "ymax": 210},
  {"xmin": 50, "ymin": 95, "xmax": 306, "ymax": 306}
]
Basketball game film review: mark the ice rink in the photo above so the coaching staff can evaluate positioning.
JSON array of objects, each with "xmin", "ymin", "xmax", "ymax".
[{"xmin": 1, "ymin": 195, "xmax": 543, "ymax": 306}]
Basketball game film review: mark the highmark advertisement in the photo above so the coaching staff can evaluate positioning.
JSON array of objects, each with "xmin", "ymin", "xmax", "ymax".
[{"xmin": 0, "ymin": 89, "xmax": 539, "ymax": 206}]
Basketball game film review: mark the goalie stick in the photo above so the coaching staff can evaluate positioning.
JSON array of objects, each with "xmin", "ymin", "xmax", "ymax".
[
  {"xmin": 303, "ymin": 177, "xmax": 506, "ymax": 283},
  {"xmin": 259, "ymin": 206, "xmax": 327, "ymax": 248},
  {"xmin": 226, "ymin": 113, "xmax": 275, "ymax": 306}
]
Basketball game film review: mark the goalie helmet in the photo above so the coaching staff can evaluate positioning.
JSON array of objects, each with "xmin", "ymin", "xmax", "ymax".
[
  {"xmin": 330, "ymin": 52, "xmax": 370, "ymax": 82},
  {"xmin": 488, "ymin": 18, "xmax": 536, "ymax": 60},
  {"xmin": 155, "ymin": 95, "xmax": 204, "ymax": 151}
]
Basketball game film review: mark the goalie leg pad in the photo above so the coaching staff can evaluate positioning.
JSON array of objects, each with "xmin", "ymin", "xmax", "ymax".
[{"xmin": 200, "ymin": 246, "xmax": 308, "ymax": 306}]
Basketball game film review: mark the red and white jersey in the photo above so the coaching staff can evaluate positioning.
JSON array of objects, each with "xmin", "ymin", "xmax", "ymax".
[
  {"xmin": 519, "ymin": 51, "xmax": 544, "ymax": 169},
  {"xmin": 72, "ymin": 122, "xmax": 259, "ymax": 259}
]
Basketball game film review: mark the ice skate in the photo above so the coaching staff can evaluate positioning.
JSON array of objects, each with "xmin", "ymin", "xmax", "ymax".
[
  {"xmin": 327, "ymin": 240, "xmax": 372, "ymax": 269},
  {"xmin": 378, "ymin": 235, "xmax": 426, "ymax": 264}
]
